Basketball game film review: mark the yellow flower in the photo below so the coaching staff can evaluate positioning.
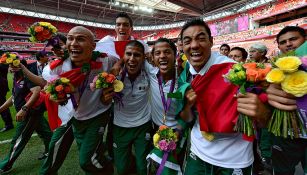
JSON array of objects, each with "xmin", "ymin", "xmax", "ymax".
[
  {"xmin": 281, "ymin": 71, "xmax": 307, "ymax": 97},
  {"xmin": 39, "ymin": 22, "xmax": 51, "ymax": 27},
  {"xmin": 60, "ymin": 78, "xmax": 70, "ymax": 84},
  {"xmin": 12, "ymin": 60, "xmax": 20, "ymax": 67},
  {"xmin": 9, "ymin": 54, "xmax": 17, "ymax": 60},
  {"xmin": 275, "ymin": 56, "xmax": 301, "ymax": 73},
  {"xmin": 6, "ymin": 58, "xmax": 13, "ymax": 64},
  {"xmin": 266, "ymin": 68, "xmax": 285, "ymax": 83},
  {"xmin": 153, "ymin": 133, "xmax": 160, "ymax": 146}
]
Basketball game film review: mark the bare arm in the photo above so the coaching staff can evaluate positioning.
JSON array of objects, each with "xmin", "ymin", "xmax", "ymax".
[
  {"xmin": 20, "ymin": 64, "xmax": 47, "ymax": 88},
  {"xmin": 0, "ymin": 96, "xmax": 13, "ymax": 113},
  {"xmin": 16, "ymin": 86, "xmax": 41, "ymax": 121}
]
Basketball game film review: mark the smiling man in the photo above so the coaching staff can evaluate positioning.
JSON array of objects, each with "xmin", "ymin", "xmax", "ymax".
[
  {"xmin": 42, "ymin": 26, "xmax": 116, "ymax": 174},
  {"xmin": 103, "ymin": 40, "xmax": 152, "ymax": 175},
  {"xmin": 178, "ymin": 19, "xmax": 270, "ymax": 175},
  {"xmin": 266, "ymin": 26, "xmax": 306, "ymax": 175},
  {"xmin": 96, "ymin": 12, "xmax": 149, "ymax": 59}
]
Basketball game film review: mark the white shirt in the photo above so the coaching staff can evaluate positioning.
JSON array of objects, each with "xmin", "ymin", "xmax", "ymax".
[
  {"xmin": 189, "ymin": 52, "xmax": 253, "ymax": 168},
  {"xmin": 113, "ymin": 69, "xmax": 151, "ymax": 127},
  {"xmin": 145, "ymin": 61, "xmax": 178, "ymax": 129}
]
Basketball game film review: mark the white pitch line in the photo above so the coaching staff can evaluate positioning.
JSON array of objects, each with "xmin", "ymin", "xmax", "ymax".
[{"xmin": 0, "ymin": 133, "xmax": 38, "ymax": 144}]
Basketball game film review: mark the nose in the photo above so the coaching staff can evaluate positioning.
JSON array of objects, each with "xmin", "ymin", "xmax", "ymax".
[
  {"xmin": 190, "ymin": 39, "xmax": 199, "ymax": 49},
  {"xmin": 70, "ymin": 38, "xmax": 77, "ymax": 46},
  {"xmin": 286, "ymin": 40, "xmax": 292, "ymax": 47}
]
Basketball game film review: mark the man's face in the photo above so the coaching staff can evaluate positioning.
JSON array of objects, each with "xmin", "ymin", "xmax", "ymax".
[
  {"xmin": 249, "ymin": 48, "xmax": 263, "ymax": 62},
  {"xmin": 123, "ymin": 45, "xmax": 144, "ymax": 77},
  {"xmin": 182, "ymin": 25, "xmax": 213, "ymax": 72},
  {"xmin": 52, "ymin": 40, "xmax": 66, "ymax": 58},
  {"xmin": 153, "ymin": 42, "xmax": 176, "ymax": 75},
  {"xmin": 39, "ymin": 55, "xmax": 49, "ymax": 64},
  {"xmin": 278, "ymin": 31, "xmax": 306, "ymax": 53},
  {"xmin": 115, "ymin": 17, "xmax": 132, "ymax": 41},
  {"xmin": 229, "ymin": 50, "xmax": 244, "ymax": 62},
  {"xmin": 176, "ymin": 40, "xmax": 183, "ymax": 54},
  {"xmin": 220, "ymin": 46, "xmax": 229, "ymax": 56},
  {"xmin": 66, "ymin": 28, "xmax": 95, "ymax": 65}
]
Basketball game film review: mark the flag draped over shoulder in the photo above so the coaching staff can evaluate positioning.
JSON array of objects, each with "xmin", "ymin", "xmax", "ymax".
[
  {"xmin": 176, "ymin": 62, "xmax": 239, "ymax": 133},
  {"xmin": 45, "ymin": 52, "xmax": 104, "ymax": 130},
  {"xmin": 191, "ymin": 62, "xmax": 239, "ymax": 133}
]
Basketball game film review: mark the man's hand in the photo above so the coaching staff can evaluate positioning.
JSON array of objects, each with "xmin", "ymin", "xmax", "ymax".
[
  {"xmin": 185, "ymin": 89, "xmax": 197, "ymax": 109},
  {"xmin": 179, "ymin": 89, "xmax": 197, "ymax": 122},
  {"xmin": 16, "ymin": 109, "xmax": 27, "ymax": 122},
  {"xmin": 9, "ymin": 64, "xmax": 22, "ymax": 73},
  {"xmin": 51, "ymin": 96, "xmax": 69, "ymax": 105},
  {"xmin": 100, "ymin": 87, "xmax": 114, "ymax": 105},
  {"xmin": 237, "ymin": 93, "xmax": 271, "ymax": 125},
  {"xmin": 266, "ymin": 84, "xmax": 297, "ymax": 111},
  {"xmin": 110, "ymin": 59, "xmax": 124, "ymax": 76}
]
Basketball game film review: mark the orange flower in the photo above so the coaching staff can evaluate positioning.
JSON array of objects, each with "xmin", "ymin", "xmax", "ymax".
[
  {"xmin": 0, "ymin": 57, "xmax": 6, "ymax": 63},
  {"xmin": 246, "ymin": 68, "xmax": 259, "ymax": 82},
  {"xmin": 100, "ymin": 72, "xmax": 108, "ymax": 78},
  {"xmin": 55, "ymin": 85, "xmax": 64, "ymax": 92},
  {"xmin": 159, "ymin": 125, "xmax": 168, "ymax": 131},
  {"xmin": 1, "ymin": 54, "xmax": 7, "ymax": 59},
  {"xmin": 36, "ymin": 33, "xmax": 44, "ymax": 41},
  {"xmin": 34, "ymin": 26, "xmax": 44, "ymax": 33},
  {"xmin": 64, "ymin": 86, "xmax": 71, "ymax": 93},
  {"xmin": 42, "ymin": 29, "xmax": 52, "ymax": 39},
  {"xmin": 106, "ymin": 74, "xmax": 116, "ymax": 83},
  {"xmin": 257, "ymin": 66, "xmax": 271, "ymax": 81},
  {"xmin": 243, "ymin": 62, "xmax": 257, "ymax": 70}
]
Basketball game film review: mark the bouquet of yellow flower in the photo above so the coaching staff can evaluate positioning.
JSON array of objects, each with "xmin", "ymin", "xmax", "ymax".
[
  {"xmin": 224, "ymin": 62, "xmax": 271, "ymax": 137},
  {"xmin": 28, "ymin": 22, "xmax": 57, "ymax": 42},
  {"xmin": 90, "ymin": 72, "xmax": 124, "ymax": 92},
  {"xmin": 147, "ymin": 125, "xmax": 181, "ymax": 175},
  {"xmin": 45, "ymin": 78, "xmax": 74, "ymax": 104},
  {"xmin": 0, "ymin": 52, "xmax": 22, "ymax": 67},
  {"xmin": 266, "ymin": 55, "xmax": 307, "ymax": 138}
]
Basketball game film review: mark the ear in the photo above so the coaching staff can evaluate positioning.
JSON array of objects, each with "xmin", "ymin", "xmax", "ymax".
[
  {"xmin": 92, "ymin": 42, "xmax": 96, "ymax": 50},
  {"xmin": 209, "ymin": 37, "xmax": 213, "ymax": 48}
]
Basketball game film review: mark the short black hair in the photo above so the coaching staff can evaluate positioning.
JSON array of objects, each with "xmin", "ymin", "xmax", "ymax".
[
  {"xmin": 53, "ymin": 33, "xmax": 67, "ymax": 49},
  {"xmin": 231, "ymin": 47, "xmax": 248, "ymax": 59},
  {"xmin": 125, "ymin": 40, "xmax": 144, "ymax": 54},
  {"xmin": 116, "ymin": 12, "xmax": 133, "ymax": 27},
  {"xmin": 35, "ymin": 51, "xmax": 47, "ymax": 61},
  {"xmin": 152, "ymin": 38, "xmax": 177, "ymax": 56},
  {"xmin": 180, "ymin": 18, "xmax": 212, "ymax": 41},
  {"xmin": 276, "ymin": 26, "xmax": 306, "ymax": 44},
  {"xmin": 220, "ymin": 44, "xmax": 230, "ymax": 51}
]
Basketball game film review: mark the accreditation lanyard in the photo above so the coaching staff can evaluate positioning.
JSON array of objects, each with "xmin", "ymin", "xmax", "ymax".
[{"xmin": 157, "ymin": 72, "xmax": 175, "ymax": 124}]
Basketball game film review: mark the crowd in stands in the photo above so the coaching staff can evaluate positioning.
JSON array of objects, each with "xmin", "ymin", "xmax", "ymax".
[{"xmin": 251, "ymin": 0, "xmax": 306, "ymax": 20}]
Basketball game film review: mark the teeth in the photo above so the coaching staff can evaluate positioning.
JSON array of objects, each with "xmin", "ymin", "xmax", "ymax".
[
  {"xmin": 119, "ymin": 32, "xmax": 126, "ymax": 35},
  {"xmin": 191, "ymin": 52, "xmax": 201, "ymax": 56},
  {"xmin": 159, "ymin": 61, "xmax": 167, "ymax": 65}
]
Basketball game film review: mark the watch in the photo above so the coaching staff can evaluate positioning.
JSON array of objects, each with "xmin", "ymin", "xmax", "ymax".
[{"xmin": 21, "ymin": 105, "xmax": 29, "ymax": 112}]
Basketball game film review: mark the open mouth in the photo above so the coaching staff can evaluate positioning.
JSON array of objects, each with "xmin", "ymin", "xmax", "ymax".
[
  {"xmin": 190, "ymin": 52, "xmax": 203, "ymax": 62},
  {"xmin": 119, "ymin": 32, "xmax": 127, "ymax": 35},
  {"xmin": 127, "ymin": 63, "xmax": 137, "ymax": 71},
  {"xmin": 70, "ymin": 49, "xmax": 82, "ymax": 57},
  {"xmin": 159, "ymin": 60, "xmax": 168, "ymax": 70}
]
